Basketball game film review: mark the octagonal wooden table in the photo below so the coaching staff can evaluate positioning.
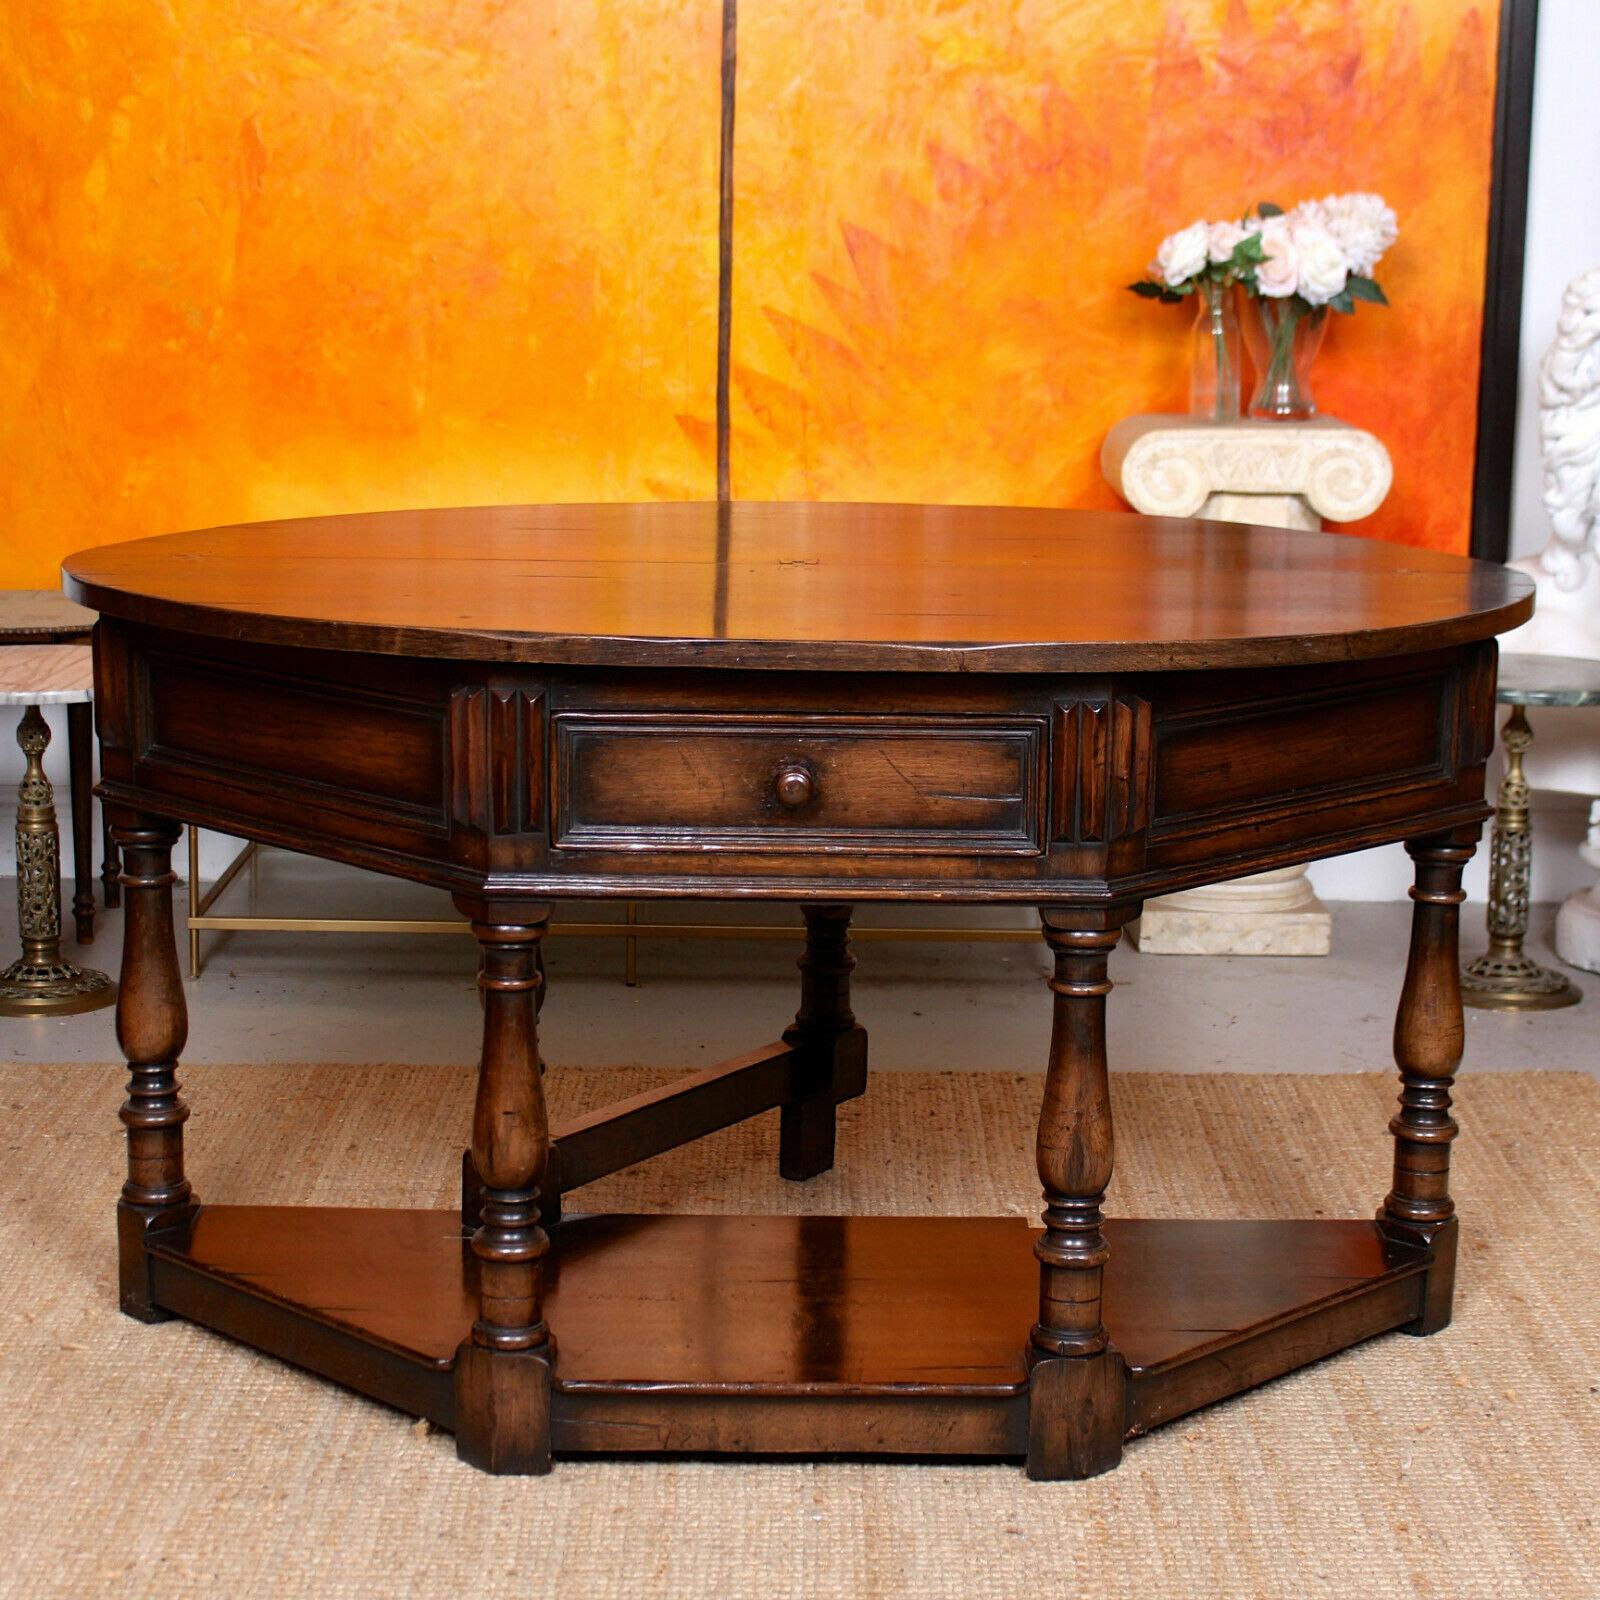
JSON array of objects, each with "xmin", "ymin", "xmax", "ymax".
[{"xmin": 63, "ymin": 502, "xmax": 1532, "ymax": 1478}]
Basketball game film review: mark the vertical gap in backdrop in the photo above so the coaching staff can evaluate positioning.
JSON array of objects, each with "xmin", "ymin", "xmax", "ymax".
[
  {"xmin": 713, "ymin": 0, "xmax": 737, "ymax": 637},
  {"xmin": 716, "ymin": 0, "xmax": 738, "ymax": 505},
  {"xmin": 1471, "ymin": 0, "xmax": 1540, "ymax": 562}
]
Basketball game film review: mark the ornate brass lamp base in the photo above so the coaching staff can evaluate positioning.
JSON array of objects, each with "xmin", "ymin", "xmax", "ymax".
[
  {"xmin": 0, "ymin": 705, "xmax": 115, "ymax": 1018},
  {"xmin": 1461, "ymin": 945, "xmax": 1577, "ymax": 1012},
  {"xmin": 0, "ymin": 959, "xmax": 115, "ymax": 1016},
  {"xmin": 1461, "ymin": 704, "xmax": 1579, "ymax": 1012}
]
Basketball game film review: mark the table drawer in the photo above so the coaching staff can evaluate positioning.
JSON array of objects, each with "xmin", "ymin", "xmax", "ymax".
[{"xmin": 553, "ymin": 714, "xmax": 1047, "ymax": 855}]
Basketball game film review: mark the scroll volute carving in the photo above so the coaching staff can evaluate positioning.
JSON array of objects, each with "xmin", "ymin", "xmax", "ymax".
[
  {"xmin": 448, "ymin": 683, "xmax": 547, "ymax": 872},
  {"xmin": 1051, "ymin": 692, "xmax": 1154, "ymax": 873}
]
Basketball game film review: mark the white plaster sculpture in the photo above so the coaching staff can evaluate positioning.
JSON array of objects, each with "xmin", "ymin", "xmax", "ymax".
[
  {"xmin": 1102, "ymin": 414, "xmax": 1394, "ymax": 956},
  {"xmin": 1504, "ymin": 265, "xmax": 1600, "ymax": 660},
  {"xmin": 1501, "ymin": 266, "xmax": 1600, "ymax": 974}
]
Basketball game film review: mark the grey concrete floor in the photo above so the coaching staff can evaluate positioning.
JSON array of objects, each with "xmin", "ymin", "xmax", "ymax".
[{"xmin": 3, "ymin": 850, "xmax": 1596, "ymax": 1075}]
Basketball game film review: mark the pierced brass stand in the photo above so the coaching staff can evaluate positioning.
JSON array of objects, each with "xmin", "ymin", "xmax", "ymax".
[
  {"xmin": 1462, "ymin": 705, "xmax": 1577, "ymax": 1012},
  {"xmin": 0, "ymin": 706, "xmax": 115, "ymax": 1016}
]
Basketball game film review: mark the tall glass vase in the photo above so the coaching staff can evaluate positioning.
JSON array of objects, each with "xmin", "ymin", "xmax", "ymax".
[
  {"xmin": 1188, "ymin": 280, "xmax": 1241, "ymax": 421},
  {"xmin": 1242, "ymin": 294, "xmax": 1328, "ymax": 420}
]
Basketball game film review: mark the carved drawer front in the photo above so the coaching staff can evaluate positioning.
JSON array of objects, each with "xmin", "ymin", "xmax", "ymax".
[{"xmin": 553, "ymin": 714, "xmax": 1047, "ymax": 855}]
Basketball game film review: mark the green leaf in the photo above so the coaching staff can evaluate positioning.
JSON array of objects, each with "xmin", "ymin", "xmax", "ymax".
[
  {"xmin": 1328, "ymin": 289, "xmax": 1356, "ymax": 315},
  {"xmin": 1346, "ymin": 274, "xmax": 1389, "ymax": 306},
  {"xmin": 1128, "ymin": 280, "xmax": 1189, "ymax": 305},
  {"xmin": 1231, "ymin": 234, "xmax": 1266, "ymax": 266},
  {"xmin": 1255, "ymin": 201, "xmax": 1284, "ymax": 218}
]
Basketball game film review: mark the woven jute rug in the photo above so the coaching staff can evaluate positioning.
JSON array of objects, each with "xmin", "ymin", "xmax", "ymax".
[{"xmin": 1, "ymin": 1063, "xmax": 1596, "ymax": 1600}]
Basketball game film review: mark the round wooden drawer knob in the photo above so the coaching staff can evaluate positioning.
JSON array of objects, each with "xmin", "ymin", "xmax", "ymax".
[{"xmin": 774, "ymin": 764, "xmax": 815, "ymax": 809}]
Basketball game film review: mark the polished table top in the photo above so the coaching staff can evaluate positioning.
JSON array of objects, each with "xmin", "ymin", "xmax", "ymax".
[{"xmin": 62, "ymin": 502, "xmax": 1533, "ymax": 672}]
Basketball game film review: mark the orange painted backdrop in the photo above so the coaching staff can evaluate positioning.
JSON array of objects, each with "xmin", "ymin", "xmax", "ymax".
[
  {"xmin": 1, "ymin": 1, "xmax": 1500, "ymax": 588},
  {"xmin": 0, "ymin": 1, "xmax": 724, "ymax": 588}
]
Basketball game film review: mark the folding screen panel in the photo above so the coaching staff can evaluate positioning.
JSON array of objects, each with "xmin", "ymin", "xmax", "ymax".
[
  {"xmin": 1, "ymin": 1, "xmax": 1507, "ymax": 588},
  {"xmin": 0, "ymin": 2, "xmax": 722, "ymax": 587},
  {"xmin": 729, "ymin": 0, "xmax": 1504, "ymax": 553}
]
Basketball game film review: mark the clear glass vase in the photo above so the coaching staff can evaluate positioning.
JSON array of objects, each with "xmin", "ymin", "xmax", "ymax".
[
  {"xmin": 1188, "ymin": 280, "xmax": 1241, "ymax": 421},
  {"xmin": 1242, "ymin": 294, "xmax": 1328, "ymax": 419}
]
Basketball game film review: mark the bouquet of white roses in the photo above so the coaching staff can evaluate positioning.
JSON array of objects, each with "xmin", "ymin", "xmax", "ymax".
[
  {"xmin": 1131, "ymin": 194, "xmax": 1396, "ymax": 418},
  {"xmin": 1130, "ymin": 193, "xmax": 1396, "ymax": 312}
]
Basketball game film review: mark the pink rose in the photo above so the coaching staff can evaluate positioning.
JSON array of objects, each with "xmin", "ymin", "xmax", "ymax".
[
  {"xmin": 1207, "ymin": 220, "xmax": 1248, "ymax": 264},
  {"xmin": 1253, "ymin": 217, "xmax": 1300, "ymax": 299}
]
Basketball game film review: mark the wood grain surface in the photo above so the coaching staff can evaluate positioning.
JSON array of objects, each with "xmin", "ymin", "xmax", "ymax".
[
  {"xmin": 63, "ymin": 502, "xmax": 1533, "ymax": 672},
  {"xmin": 144, "ymin": 1208, "xmax": 1429, "ymax": 1422}
]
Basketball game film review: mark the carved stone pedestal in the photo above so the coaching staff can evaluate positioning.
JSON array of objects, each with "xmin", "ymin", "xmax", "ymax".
[
  {"xmin": 1127, "ymin": 866, "xmax": 1332, "ymax": 956},
  {"xmin": 1101, "ymin": 414, "xmax": 1393, "ymax": 531},
  {"xmin": 1104, "ymin": 415, "xmax": 1393, "ymax": 956}
]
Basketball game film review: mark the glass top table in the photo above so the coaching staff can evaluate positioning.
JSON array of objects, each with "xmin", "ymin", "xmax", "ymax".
[{"xmin": 1498, "ymin": 654, "xmax": 1600, "ymax": 707}]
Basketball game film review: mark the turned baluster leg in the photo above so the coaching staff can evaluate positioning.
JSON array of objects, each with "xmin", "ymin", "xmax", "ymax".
[
  {"xmin": 1380, "ymin": 830, "xmax": 1477, "ymax": 1335},
  {"xmin": 453, "ymin": 905, "xmax": 555, "ymax": 1474},
  {"xmin": 780, "ymin": 903, "xmax": 868, "ymax": 1181},
  {"xmin": 114, "ymin": 817, "xmax": 198, "ymax": 1321},
  {"xmin": 1026, "ymin": 910, "xmax": 1129, "ymax": 1480},
  {"xmin": 460, "ymin": 938, "xmax": 548, "ymax": 1230}
]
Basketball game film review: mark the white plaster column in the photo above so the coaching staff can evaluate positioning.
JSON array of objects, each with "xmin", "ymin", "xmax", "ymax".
[
  {"xmin": 1555, "ymin": 802, "xmax": 1600, "ymax": 971},
  {"xmin": 1101, "ymin": 414, "xmax": 1394, "ymax": 956}
]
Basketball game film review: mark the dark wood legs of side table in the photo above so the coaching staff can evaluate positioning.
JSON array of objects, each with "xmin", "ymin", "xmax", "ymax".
[
  {"xmin": 64, "ymin": 702, "xmax": 120, "ymax": 937},
  {"xmin": 65, "ymin": 703, "xmax": 97, "ymax": 944},
  {"xmin": 112, "ymin": 817, "xmax": 199, "ymax": 1321},
  {"xmin": 62, "ymin": 702, "xmax": 120, "ymax": 935}
]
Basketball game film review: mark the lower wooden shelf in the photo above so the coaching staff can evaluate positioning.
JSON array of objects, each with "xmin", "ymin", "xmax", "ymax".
[{"xmin": 144, "ymin": 1210, "xmax": 1433, "ymax": 1460}]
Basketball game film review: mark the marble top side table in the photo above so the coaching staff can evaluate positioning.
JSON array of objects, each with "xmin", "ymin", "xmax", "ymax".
[
  {"xmin": 0, "ymin": 589, "xmax": 119, "ymax": 940},
  {"xmin": 1102, "ymin": 414, "xmax": 1394, "ymax": 955},
  {"xmin": 0, "ymin": 644, "xmax": 115, "ymax": 1014},
  {"xmin": 0, "ymin": 589, "xmax": 100, "ymax": 644}
]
